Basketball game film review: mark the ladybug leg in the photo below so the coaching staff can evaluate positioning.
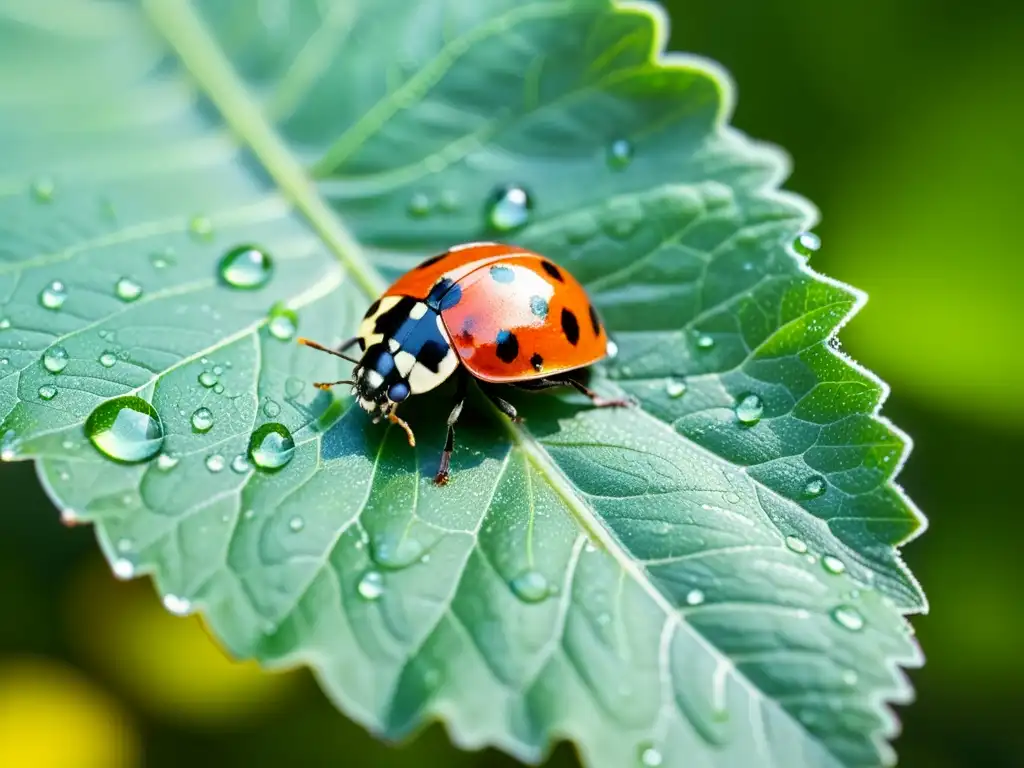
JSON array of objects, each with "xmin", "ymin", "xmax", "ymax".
[
  {"xmin": 515, "ymin": 376, "xmax": 634, "ymax": 408},
  {"xmin": 483, "ymin": 389, "xmax": 521, "ymax": 422},
  {"xmin": 435, "ymin": 371, "xmax": 469, "ymax": 486}
]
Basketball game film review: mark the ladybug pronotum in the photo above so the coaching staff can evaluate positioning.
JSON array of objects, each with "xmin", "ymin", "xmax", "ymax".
[{"xmin": 299, "ymin": 241, "xmax": 631, "ymax": 484}]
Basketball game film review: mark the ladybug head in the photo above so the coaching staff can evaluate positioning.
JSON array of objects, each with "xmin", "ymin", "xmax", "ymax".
[{"xmin": 352, "ymin": 344, "xmax": 411, "ymax": 420}]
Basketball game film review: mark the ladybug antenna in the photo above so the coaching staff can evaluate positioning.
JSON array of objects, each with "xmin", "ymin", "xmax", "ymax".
[
  {"xmin": 297, "ymin": 337, "xmax": 361, "ymax": 366},
  {"xmin": 313, "ymin": 379, "xmax": 356, "ymax": 391}
]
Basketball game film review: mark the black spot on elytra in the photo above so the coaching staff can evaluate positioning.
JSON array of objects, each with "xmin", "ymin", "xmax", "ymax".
[
  {"xmin": 540, "ymin": 260, "xmax": 563, "ymax": 282},
  {"xmin": 529, "ymin": 295, "xmax": 548, "ymax": 319},
  {"xmin": 495, "ymin": 330, "xmax": 519, "ymax": 363},
  {"xmin": 426, "ymin": 278, "xmax": 462, "ymax": 311},
  {"xmin": 415, "ymin": 252, "xmax": 446, "ymax": 270},
  {"xmin": 490, "ymin": 265, "xmax": 515, "ymax": 283},
  {"xmin": 363, "ymin": 297, "xmax": 381, "ymax": 319},
  {"xmin": 561, "ymin": 308, "xmax": 580, "ymax": 345},
  {"xmin": 417, "ymin": 339, "xmax": 449, "ymax": 373},
  {"xmin": 530, "ymin": 352, "xmax": 544, "ymax": 371},
  {"xmin": 588, "ymin": 304, "xmax": 602, "ymax": 335}
]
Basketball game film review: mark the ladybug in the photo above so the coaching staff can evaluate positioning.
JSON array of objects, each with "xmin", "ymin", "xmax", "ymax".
[{"xmin": 298, "ymin": 241, "xmax": 631, "ymax": 485}]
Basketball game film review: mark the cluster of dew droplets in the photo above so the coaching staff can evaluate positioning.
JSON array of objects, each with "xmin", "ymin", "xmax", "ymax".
[{"xmin": 781, "ymin": 531, "xmax": 868, "ymax": 633}]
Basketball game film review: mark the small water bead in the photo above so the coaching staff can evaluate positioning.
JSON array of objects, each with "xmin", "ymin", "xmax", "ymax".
[
  {"xmin": 793, "ymin": 231, "xmax": 821, "ymax": 257},
  {"xmin": 162, "ymin": 594, "xmax": 192, "ymax": 616},
  {"xmin": 262, "ymin": 399, "xmax": 281, "ymax": 418},
  {"xmin": 665, "ymin": 379, "xmax": 687, "ymax": 399},
  {"xmin": 218, "ymin": 244, "xmax": 274, "ymax": 289},
  {"xmin": 803, "ymin": 477, "xmax": 826, "ymax": 499},
  {"xmin": 31, "ymin": 177, "xmax": 55, "ymax": 202},
  {"xmin": 150, "ymin": 248, "xmax": 175, "ymax": 270},
  {"xmin": 230, "ymin": 454, "xmax": 250, "ymax": 474},
  {"xmin": 1, "ymin": 430, "xmax": 18, "ymax": 461},
  {"xmin": 43, "ymin": 346, "xmax": 70, "ymax": 373},
  {"xmin": 371, "ymin": 536, "xmax": 425, "ymax": 571},
  {"xmin": 191, "ymin": 407, "xmax": 214, "ymax": 433},
  {"xmin": 696, "ymin": 334, "xmax": 714, "ymax": 350},
  {"xmin": 0, "ymin": 318, "xmax": 10, "ymax": 330},
  {"xmin": 205, "ymin": 453, "xmax": 225, "ymax": 473},
  {"xmin": 607, "ymin": 138, "xmax": 634, "ymax": 170},
  {"xmin": 156, "ymin": 453, "xmax": 179, "ymax": 471},
  {"xmin": 189, "ymin": 215, "xmax": 213, "ymax": 240},
  {"xmin": 785, "ymin": 535, "xmax": 808, "ymax": 554},
  {"xmin": 0, "ymin": 358, "xmax": 8, "ymax": 366},
  {"xmin": 685, "ymin": 588, "xmax": 705, "ymax": 606},
  {"xmin": 486, "ymin": 184, "xmax": 533, "ymax": 232},
  {"xmin": 39, "ymin": 280, "xmax": 67, "ymax": 310},
  {"xmin": 248, "ymin": 423, "xmax": 295, "ymax": 471},
  {"xmin": 842, "ymin": 670, "xmax": 859, "ymax": 687},
  {"xmin": 639, "ymin": 745, "xmax": 663, "ymax": 767},
  {"xmin": 112, "ymin": 558, "xmax": 135, "ymax": 580},
  {"xmin": 288, "ymin": 515, "xmax": 305, "ymax": 532},
  {"xmin": 822, "ymin": 554, "xmax": 846, "ymax": 575},
  {"xmin": 438, "ymin": 189, "xmax": 460, "ymax": 212},
  {"xmin": 114, "ymin": 277, "xmax": 142, "ymax": 303},
  {"xmin": 38, "ymin": 385, "xmax": 57, "ymax": 400},
  {"xmin": 99, "ymin": 351, "xmax": 117, "ymax": 368},
  {"xmin": 831, "ymin": 605, "xmax": 865, "ymax": 632},
  {"xmin": 198, "ymin": 370, "xmax": 218, "ymax": 388},
  {"xmin": 267, "ymin": 304, "xmax": 298, "ymax": 341},
  {"xmin": 213, "ymin": 383, "xmax": 224, "ymax": 395},
  {"xmin": 85, "ymin": 396, "xmax": 164, "ymax": 464},
  {"xmin": 509, "ymin": 570, "xmax": 551, "ymax": 603},
  {"xmin": 734, "ymin": 394, "xmax": 764, "ymax": 425},
  {"xmin": 407, "ymin": 192, "xmax": 431, "ymax": 217},
  {"xmin": 213, "ymin": 366, "xmax": 223, "ymax": 376},
  {"xmin": 357, "ymin": 570, "xmax": 385, "ymax": 600}
]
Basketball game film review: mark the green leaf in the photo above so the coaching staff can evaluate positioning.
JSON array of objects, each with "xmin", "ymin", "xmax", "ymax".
[{"xmin": 0, "ymin": 2, "xmax": 926, "ymax": 767}]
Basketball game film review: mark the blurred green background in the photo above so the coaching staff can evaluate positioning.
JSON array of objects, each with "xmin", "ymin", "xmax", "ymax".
[{"xmin": 2, "ymin": 1, "xmax": 1021, "ymax": 766}]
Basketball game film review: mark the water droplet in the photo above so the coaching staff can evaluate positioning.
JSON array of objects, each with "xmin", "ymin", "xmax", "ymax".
[
  {"xmin": 31, "ymin": 176, "xmax": 55, "ymax": 202},
  {"xmin": 803, "ymin": 477, "xmax": 826, "ymax": 498},
  {"xmin": 162, "ymin": 594, "xmax": 192, "ymax": 616},
  {"xmin": 198, "ymin": 370, "xmax": 218, "ymax": 388},
  {"xmin": 606, "ymin": 340, "xmax": 619, "ymax": 358},
  {"xmin": 267, "ymin": 304, "xmax": 298, "ymax": 341},
  {"xmin": 793, "ymin": 231, "xmax": 821, "ymax": 256},
  {"xmin": 288, "ymin": 515, "xmax": 305, "ymax": 532},
  {"xmin": 230, "ymin": 454, "xmax": 250, "ymax": 474},
  {"xmin": 686, "ymin": 588, "xmax": 705, "ymax": 606},
  {"xmin": 438, "ymin": 189, "xmax": 460, "ymax": 212},
  {"xmin": 407, "ymin": 192, "xmax": 431, "ymax": 217},
  {"xmin": 191, "ymin": 407, "xmax": 214, "ymax": 433},
  {"xmin": 785, "ymin": 535, "xmax": 808, "ymax": 554},
  {"xmin": 85, "ymin": 396, "xmax": 164, "ymax": 463},
  {"xmin": 371, "ymin": 535, "xmax": 425, "ymax": 570},
  {"xmin": 607, "ymin": 139, "xmax": 633, "ymax": 169},
  {"xmin": 99, "ymin": 351, "xmax": 117, "ymax": 368},
  {"xmin": 357, "ymin": 569, "xmax": 385, "ymax": 600},
  {"xmin": 0, "ymin": 358, "xmax": 8, "ymax": 366},
  {"xmin": 189, "ymin": 215, "xmax": 213, "ymax": 240},
  {"xmin": 242, "ymin": 509, "xmax": 255, "ymax": 521},
  {"xmin": 262, "ymin": 398, "xmax": 281, "ymax": 418},
  {"xmin": 150, "ymin": 248, "xmax": 175, "ymax": 270},
  {"xmin": 247, "ymin": 423, "xmax": 295, "ymax": 471},
  {"xmin": 831, "ymin": 605, "xmax": 865, "ymax": 632},
  {"xmin": 1, "ymin": 430, "xmax": 19, "ymax": 462},
  {"xmin": 114, "ymin": 277, "xmax": 142, "ymax": 302},
  {"xmin": 42, "ymin": 346, "xmax": 69, "ymax": 373},
  {"xmin": 213, "ymin": 383, "xmax": 224, "ymax": 395},
  {"xmin": 842, "ymin": 669, "xmax": 858, "ymax": 686},
  {"xmin": 39, "ymin": 280, "xmax": 67, "ymax": 310},
  {"xmin": 212, "ymin": 366, "xmax": 223, "ymax": 376},
  {"xmin": 639, "ymin": 745, "xmax": 663, "ymax": 767},
  {"xmin": 112, "ymin": 558, "xmax": 135, "ymax": 580},
  {"xmin": 218, "ymin": 244, "xmax": 274, "ymax": 289},
  {"xmin": 0, "ymin": 318, "xmax": 9, "ymax": 331},
  {"xmin": 822, "ymin": 554, "xmax": 846, "ymax": 575},
  {"xmin": 509, "ymin": 570, "xmax": 550, "ymax": 603},
  {"xmin": 486, "ymin": 184, "xmax": 532, "ymax": 232},
  {"xmin": 696, "ymin": 334, "xmax": 714, "ymax": 350},
  {"xmin": 665, "ymin": 379, "xmax": 687, "ymax": 399},
  {"xmin": 38, "ymin": 385, "xmax": 57, "ymax": 400},
  {"xmin": 156, "ymin": 453, "xmax": 179, "ymax": 471},
  {"xmin": 734, "ymin": 394, "xmax": 763, "ymax": 425},
  {"xmin": 284, "ymin": 377, "xmax": 305, "ymax": 398},
  {"xmin": 205, "ymin": 453, "xmax": 225, "ymax": 473}
]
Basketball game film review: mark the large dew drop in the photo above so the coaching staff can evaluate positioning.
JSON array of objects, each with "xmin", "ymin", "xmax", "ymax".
[
  {"xmin": 85, "ymin": 396, "xmax": 164, "ymax": 464},
  {"xmin": 485, "ymin": 184, "xmax": 533, "ymax": 232},
  {"xmin": 114, "ymin": 277, "xmax": 143, "ymax": 302},
  {"xmin": 43, "ymin": 345, "xmax": 70, "ymax": 373},
  {"xmin": 831, "ymin": 604, "xmax": 866, "ymax": 632},
  {"xmin": 191, "ymin": 407, "xmax": 214, "ymax": 433},
  {"xmin": 357, "ymin": 570, "xmax": 385, "ymax": 601},
  {"xmin": 509, "ymin": 570, "xmax": 551, "ymax": 603},
  {"xmin": 248, "ymin": 422, "xmax": 295, "ymax": 471},
  {"xmin": 734, "ymin": 394, "xmax": 764, "ymax": 425},
  {"xmin": 39, "ymin": 280, "xmax": 67, "ymax": 310},
  {"xmin": 267, "ymin": 304, "xmax": 298, "ymax": 341},
  {"xmin": 218, "ymin": 244, "xmax": 274, "ymax": 289}
]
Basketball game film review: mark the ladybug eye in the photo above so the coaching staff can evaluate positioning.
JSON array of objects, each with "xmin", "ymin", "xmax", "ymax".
[{"xmin": 388, "ymin": 382, "xmax": 410, "ymax": 402}]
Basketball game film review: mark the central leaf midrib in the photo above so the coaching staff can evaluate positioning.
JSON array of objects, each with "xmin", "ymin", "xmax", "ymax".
[{"xmin": 145, "ymin": 3, "xmax": 843, "ymax": 765}]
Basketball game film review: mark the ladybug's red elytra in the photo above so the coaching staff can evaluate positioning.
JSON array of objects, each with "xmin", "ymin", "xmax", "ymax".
[{"xmin": 298, "ymin": 241, "xmax": 632, "ymax": 485}]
